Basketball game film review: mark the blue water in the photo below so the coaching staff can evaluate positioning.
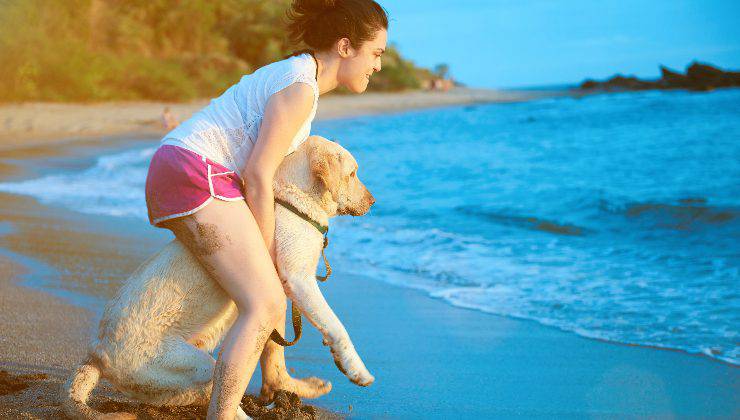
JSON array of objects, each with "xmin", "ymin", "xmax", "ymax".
[{"xmin": 2, "ymin": 89, "xmax": 739, "ymax": 365}]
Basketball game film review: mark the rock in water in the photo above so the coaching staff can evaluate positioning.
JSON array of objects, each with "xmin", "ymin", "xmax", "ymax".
[{"xmin": 579, "ymin": 61, "xmax": 740, "ymax": 92}]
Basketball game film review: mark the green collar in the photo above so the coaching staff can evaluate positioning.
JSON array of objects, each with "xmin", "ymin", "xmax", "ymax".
[{"xmin": 275, "ymin": 198, "xmax": 328, "ymax": 235}]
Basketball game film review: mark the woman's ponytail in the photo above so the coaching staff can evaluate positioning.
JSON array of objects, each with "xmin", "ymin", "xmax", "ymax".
[{"xmin": 286, "ymin": 0, "xmax": 388, "ymax": 51}]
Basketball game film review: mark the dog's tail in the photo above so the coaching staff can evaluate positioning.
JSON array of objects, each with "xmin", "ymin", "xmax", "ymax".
[{"xmin": 63, "ymin": 356, "xmax": 134, "ymax": 420}]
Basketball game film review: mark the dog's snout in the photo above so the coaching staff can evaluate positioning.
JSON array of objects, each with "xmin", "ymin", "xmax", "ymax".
[{"xmin": 368, "ymin": 193, "xmax": 376, "ymax": 206}]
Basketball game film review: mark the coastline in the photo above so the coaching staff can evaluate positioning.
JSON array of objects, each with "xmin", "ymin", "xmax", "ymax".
[
  {"xmin": 1, "ymin": 90, "xmax": 738, "ymax": 417},
  {"xmin": 0, "ymin": 87, "xmax": 553, "ymax": 151}
]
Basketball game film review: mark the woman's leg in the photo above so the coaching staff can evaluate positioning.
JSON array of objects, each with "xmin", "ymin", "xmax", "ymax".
[{"xmin": 162, "ymin": 199, "xmax": 286, "ymax": 420}]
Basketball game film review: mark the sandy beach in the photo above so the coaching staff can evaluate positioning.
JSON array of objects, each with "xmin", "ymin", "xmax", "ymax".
[
  {"xmin": 1, "ymin": 90, "xmax": 738, "ymax": 418},
  {"xmin": 0, "ymin": 88, "xmax": 547, "ymax": 150}
]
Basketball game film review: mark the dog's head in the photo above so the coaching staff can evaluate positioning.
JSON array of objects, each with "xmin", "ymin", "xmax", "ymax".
[
  {"xmin": 308, "ymin": 136, "xmax": 376, "ymax": 216},
  {"xmin": 275, "ymin": 136, "xmax": 375, "ymax": 217}
]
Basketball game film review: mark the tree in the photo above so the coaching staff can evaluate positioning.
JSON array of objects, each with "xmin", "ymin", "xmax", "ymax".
[{"xmin": 433, "ymin": 63, "xmax": 449, "ymax": 79}]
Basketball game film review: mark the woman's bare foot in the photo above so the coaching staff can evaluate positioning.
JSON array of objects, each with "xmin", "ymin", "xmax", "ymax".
[{"xmin": 259, "ymin": 373, "xmax": 332, "ymax": 403}]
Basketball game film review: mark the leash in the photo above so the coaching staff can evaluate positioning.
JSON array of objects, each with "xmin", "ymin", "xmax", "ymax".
[{"xmin": 269, "ymin": 198, "xmax": 332, "ymax": 347}]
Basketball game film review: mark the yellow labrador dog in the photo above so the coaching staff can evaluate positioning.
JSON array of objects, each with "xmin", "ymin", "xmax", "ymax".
[{"xmin": 63, "ymin": 136, "xmax": 375, "ymax": 419}]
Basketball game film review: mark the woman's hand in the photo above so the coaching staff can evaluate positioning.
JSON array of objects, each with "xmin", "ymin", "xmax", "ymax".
[{"xmin": 242, "ymin": 82, "xmax": 315, "ymax": 267}]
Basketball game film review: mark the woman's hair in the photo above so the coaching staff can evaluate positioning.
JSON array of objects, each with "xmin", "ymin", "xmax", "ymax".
[{"xmin": 286, "ymin": 0, "xmax": 388, "ymax": 51}]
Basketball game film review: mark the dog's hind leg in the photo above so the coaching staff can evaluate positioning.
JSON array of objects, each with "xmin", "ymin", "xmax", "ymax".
[
  {"xmin": 125, "ymin": 338, "xmax": 251, "ymax": 419},
  {"xmin": 120, "ymin": 338, "xmax": 215, "ymax": 407},
  {"xmin": 63, "ymin": 356, "xmax": 136, "ymax": 420}
]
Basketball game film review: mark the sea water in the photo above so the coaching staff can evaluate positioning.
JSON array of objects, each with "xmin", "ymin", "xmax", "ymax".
[{"xmin": 2, "ymin": 88, "xmax": 738, "ymax": 365}]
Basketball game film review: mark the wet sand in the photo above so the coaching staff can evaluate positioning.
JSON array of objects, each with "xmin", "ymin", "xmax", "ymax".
[
  {"xmin": 0, "ymin": 190, "xmax": 336, "ymax": 418},
  {"xmin": 0, "ymin": 92, "xmax": 738, "ymax": 418}
]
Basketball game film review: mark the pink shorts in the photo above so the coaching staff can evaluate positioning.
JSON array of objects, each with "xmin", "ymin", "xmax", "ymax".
[{"xmin": 145, "ymin": 144, "xmax": 245, "ymax": 226}]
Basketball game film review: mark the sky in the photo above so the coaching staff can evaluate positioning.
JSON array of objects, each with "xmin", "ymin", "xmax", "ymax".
[{"xmin": 381, "ymin": 0, "xmax": 740, "ymax": 88}]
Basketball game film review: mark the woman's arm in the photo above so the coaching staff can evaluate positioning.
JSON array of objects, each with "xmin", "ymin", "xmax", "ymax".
[{"xmin": 242, "ymin": 83, "xmax": 314, "ymax": 265}]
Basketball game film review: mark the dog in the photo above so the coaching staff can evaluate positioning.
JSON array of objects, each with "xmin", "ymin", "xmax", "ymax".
[{"xmin": 63, "ymin": 136, "xmax": 376, "ymax": 419}]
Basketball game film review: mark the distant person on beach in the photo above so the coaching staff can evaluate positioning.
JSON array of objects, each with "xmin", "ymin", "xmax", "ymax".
[
  {"xmin": 161, "ymin": 107, "xmax": 179, "ymax": 130},
  {"xmin": 144, "ymin": 0, "xmax": 388, "ymax": 417}
]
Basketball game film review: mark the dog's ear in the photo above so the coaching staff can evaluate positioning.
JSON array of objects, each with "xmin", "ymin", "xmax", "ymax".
[{"xmin": 309, "ymin": 144, "xmax": 341, "ymax": 198}]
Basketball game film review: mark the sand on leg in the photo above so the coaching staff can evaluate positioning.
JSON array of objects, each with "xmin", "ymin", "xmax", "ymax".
[{"xmin": 162, "ymin": 199, "xmax": 286, "ymax": 419}]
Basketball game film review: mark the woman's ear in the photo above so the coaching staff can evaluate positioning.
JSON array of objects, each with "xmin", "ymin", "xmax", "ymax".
[
  {"xmin": 309, "ymin": 144, "xmax": 341, "ymax": 199},
  {"xmin": 337, "ymin": 37, "xmax": 354, "ymax": 58}
]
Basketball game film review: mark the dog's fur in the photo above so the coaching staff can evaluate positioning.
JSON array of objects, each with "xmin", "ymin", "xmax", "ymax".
[{"xmin": 63, "ymin": 136, "xmax": 375, "ymax": 419}]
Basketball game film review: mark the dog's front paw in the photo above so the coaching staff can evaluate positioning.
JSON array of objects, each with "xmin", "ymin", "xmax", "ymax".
[{"xmin": 329, "ymin": 339, "xmax": 374, "ymax": 387}]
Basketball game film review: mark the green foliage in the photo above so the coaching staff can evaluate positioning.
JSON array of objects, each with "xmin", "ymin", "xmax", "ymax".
[
  {"xmin": 220, "ymin": 0, "xmax": 293, "ymax": 68},
  {"xmin": 0, "ymin": 0, "xmax": 433, "ymax": 102}
]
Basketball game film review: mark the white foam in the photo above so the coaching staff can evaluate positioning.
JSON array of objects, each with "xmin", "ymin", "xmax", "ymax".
[{"xmin": 0, "ymin": 147, "xmax": 154, "ymax": 220}]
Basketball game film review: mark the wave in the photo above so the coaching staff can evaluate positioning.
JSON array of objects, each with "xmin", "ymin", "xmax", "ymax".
[
  {"xmin": 0, "ymin": 146, "xmax": 154, "ymax": 219},
  {"xmin": 332, "ymin": 214, "xmax": 739, "ymax": 367},
  {"xmin": 429, "ymin": 286, "xmax": 739, "ymax": 366},
  {"xmin": 331, "ymin": 221, "xmax": 740, "ymax": 366}
]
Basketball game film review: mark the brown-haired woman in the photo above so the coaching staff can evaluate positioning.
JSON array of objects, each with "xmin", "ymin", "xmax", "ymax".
[{"xmin": 143, "ymin": 0, "xmax": 388, "ymax": 418}]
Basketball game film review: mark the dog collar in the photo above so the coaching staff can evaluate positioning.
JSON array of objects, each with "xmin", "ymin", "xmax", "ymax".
[{"xmin": 275, "ymin": 198, "xmax": 328, "ymax": 235}]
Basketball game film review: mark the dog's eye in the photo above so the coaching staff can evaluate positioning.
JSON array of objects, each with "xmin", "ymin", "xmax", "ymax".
[{"xmin": 350, "ymin": 170, "xmax": 356, "ymax": 177}]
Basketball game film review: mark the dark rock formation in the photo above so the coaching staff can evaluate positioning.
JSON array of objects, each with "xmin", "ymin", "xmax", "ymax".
[
  {"xmin": 658, "ymin": 66, "xmax": 689, "ymax": 88},
  {"xmin": 579, "ymin": 61, "xmax": 740, "ymax": 92}
]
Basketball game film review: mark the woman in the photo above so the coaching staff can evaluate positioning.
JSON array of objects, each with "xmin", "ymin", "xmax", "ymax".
[{"xmin": 143, "ymin": 0, "xmax": 388, "ymax": 418}]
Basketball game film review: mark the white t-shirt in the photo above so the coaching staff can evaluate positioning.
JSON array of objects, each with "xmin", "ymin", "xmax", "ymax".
[{"xmin": 161, "ymin": 53, "xmax": 319, "ymax": 173}]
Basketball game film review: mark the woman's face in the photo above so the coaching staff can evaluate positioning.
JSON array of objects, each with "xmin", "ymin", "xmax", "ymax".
[{"xmin": 338, "ymin": 29, "xmax": 388, "ymax": 93}]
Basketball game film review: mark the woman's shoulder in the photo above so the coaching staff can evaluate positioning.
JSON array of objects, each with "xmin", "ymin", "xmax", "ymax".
[
  {"xmin": 252, "ymin": 53, "xmax": 318, "ymax": 101},
  {"xmin": 232, "ymin": 53, "xmax": 318, "ymax": 114},
  {"xmin": 251, "ymin": 53, "xmax": 316, "ymax": 84}
]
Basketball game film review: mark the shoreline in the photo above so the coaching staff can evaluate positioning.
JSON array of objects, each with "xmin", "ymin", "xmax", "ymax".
[
  {"xmin": 1, "ymin": 192, "xmax": 737, "ymax": 417},
  {"xmin": 1, "ymin": 92, "xmax": 738, "ymax": 417},
  {"xmin": 0, "ymin": 87, "xmax": 559, "ymax": 151}
]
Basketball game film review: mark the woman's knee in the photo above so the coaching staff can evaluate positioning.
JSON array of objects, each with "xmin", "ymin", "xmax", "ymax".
[{"xmin": 235, "ymin": 289, "xmax": 286, "ymax": 326}]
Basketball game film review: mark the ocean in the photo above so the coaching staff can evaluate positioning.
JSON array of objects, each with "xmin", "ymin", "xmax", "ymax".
[{"xmin": 2, "ymin": 89, "xmax": 738, "ymax": 365}]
